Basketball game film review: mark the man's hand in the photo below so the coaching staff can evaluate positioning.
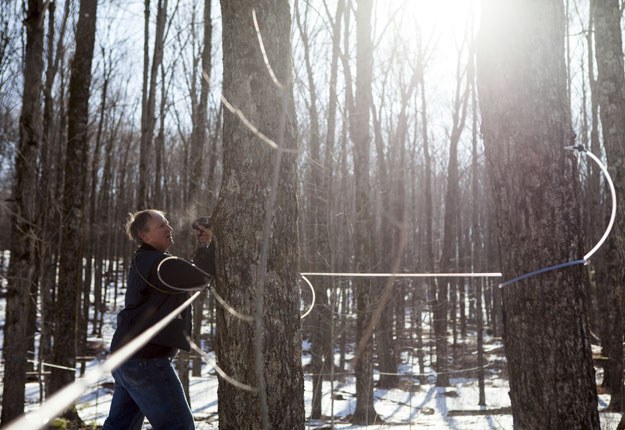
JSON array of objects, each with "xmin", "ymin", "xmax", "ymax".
[{"xmin": 195, "ymin": 225, "xmax": 213, "ymax": 245}]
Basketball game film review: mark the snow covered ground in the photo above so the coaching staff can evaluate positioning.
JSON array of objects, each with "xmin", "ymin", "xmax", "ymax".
[
  {"xmin": 27, "ymin": 349, "xmax": 521, "ymax": 430},
  {"xmin": 24, "ymin": 349, "xmax": 621, "ymax": 430},
  {"xmin": 21, "ymin": 326, "xmax": 623, "ymax": 429}
]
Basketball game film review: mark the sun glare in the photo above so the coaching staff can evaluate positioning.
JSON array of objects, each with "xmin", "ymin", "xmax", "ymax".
[
  {"xmin": 372, "ymin": 0, "xmax": 480, "ymax": 84},
  {"xmin": 378, "ymin": 0, "xmax": 480, "ymax": 48}
]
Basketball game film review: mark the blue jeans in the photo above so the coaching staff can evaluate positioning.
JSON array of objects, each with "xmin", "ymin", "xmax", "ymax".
[{"xmin": 102, "ymin": 357, "xmax": 195, "ymax": 430}]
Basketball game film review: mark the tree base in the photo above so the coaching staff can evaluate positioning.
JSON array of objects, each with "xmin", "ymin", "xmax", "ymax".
[
  {"xmin": 46, "ymin": 407, "xmax": 85, "ymax": 430},
  {"xmin": 350, "ymin": 410, "xmax": 383, "ymax": 426}
]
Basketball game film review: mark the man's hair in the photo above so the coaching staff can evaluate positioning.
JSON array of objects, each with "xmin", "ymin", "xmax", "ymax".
[{"xmin": 126, "ymin": 209, "xmax": 166, "ymax": 245}]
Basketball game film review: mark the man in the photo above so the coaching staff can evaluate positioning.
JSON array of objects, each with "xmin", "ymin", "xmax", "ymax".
[{"xmin": 103, "ymin": 209, "xmax": 214, "ymax": 430}]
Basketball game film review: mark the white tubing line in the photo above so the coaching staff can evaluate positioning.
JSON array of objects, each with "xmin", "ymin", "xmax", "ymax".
[
  {"xmin": 26, "ymin": 359, "xmax": 75, "ymax": 372},
  {"xmin": 252, "ymin": 9, "xmax": 284, "ymax": 90},
  {"xmin": 377, "ymin": 363, "xmax": 494, "ymax": 377},
  {"xmin": 583, "ymin": 150, "xmax": 617, "ymax": 261},
  {"xmin": 300, "ymin": 272, "xmax": 503, "ymax": 278},
  {"xmin": 300, "ymin": 274, "xmax": 316, "ymax": 319},
  {"xmin": 221, "ymin": 94, "xmax": 278, "ymax": 150},
  {"xmin": 156, "ymin": 256, "xmax": 254, "ymax": 322},
  {"xmin": 187, "ymin": 337, "xmax": 258, "ymax": 393},
  {"xmin": 5, "ymin": 291, "xmax": 202, "ymax": 430},
  {"xmin": 156, "ymin": 256, "xmax": 210, "ymax": 292},
  {"xmin": 210, "ymin": 286, "xmax": 255, "ymax": 322},
  {"xmin": 303, "ymin": 364, "xmax": 494, "ymax": 378},
  {"xmin": 159, "ymin": 256, "xmax": 311, "ymax": 322}
]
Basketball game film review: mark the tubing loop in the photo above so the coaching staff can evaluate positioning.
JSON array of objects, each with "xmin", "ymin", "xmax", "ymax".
[
  {"xmin": 158, "ymin": 257, "xmax": 313, "ymax": 320},
  {"xmin": 500, "ymin": 145, "xmax": 616, "ymax": 288},
  {"xmin": 300, "ymin": 274, "xmax": 316, "ymax": 318},
  {"xmin": 156, "ymin": 256, "xmax": 212, "ymax": 292}
]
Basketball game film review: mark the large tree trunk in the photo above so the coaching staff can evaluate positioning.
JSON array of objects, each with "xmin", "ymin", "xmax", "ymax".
[
  {"xmin": 215, "ymin": 1, "xmax": 304, "ymax": 429},
  {"xmin": 477, "ymin": 1, "xmax": 600, "ymax": 428},
  {"xmin": 0, "ymin": 0, "xmax": 44, "ymax": 424},
  {"xmin": 49, "ymin": 1, "xmax": 98, "ymax": 421},
  {"xmin": 592, "ymin": 0, "xmax": 625, "ymax": 412}
]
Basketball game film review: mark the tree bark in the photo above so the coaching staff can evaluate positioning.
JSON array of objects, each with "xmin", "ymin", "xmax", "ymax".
[
  {"xmin": 138, "ymin": 0, "xmax": 151, "ymax": 208},
  {"xmin": 592, "ymin": 0, "xmax": 625, "ymax": 412},
  {"xmin": 582, "ymin": 0, "xmax": 601, "ymax": 338},
  {"xmin": 38, "ymin": 0, "xmax": 70, "ymax": 387},
  {"xmin": 49, "ymin": 1, "xmax": 98, "ymax": 419},
  {"xmin": 1, "ymin": 0, "xmax": 44, "ymax": 424},
  {"xmin": 371, "ymin": 102, "xmax": 398, "ymax": 389},
  {"xmin": 348, "ymin": 0, "xmax": 379, "ymax": 424},
  {"xmin": 477, "ymin": 1, "xmax": 600, "ymax": 428},
  {"xmin": 215, "ymin": 1, "xmax": 304, "ymax": 428},
  {"xmin": 139, "ymin": 0, "xmax": 167, "ymax": 208}
]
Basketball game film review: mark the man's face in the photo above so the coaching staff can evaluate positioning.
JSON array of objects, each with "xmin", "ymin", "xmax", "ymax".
[{"xmin": 140, "ymin": 212, "xmax": 173, "ymax": 252}]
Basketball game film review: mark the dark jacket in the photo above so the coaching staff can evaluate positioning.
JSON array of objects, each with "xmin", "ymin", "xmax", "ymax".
[
  {"xmin": 194, "ymin": 241, "xmax": 215, "ymax": 277},
  {"xmin": 110, "ymin": 243, "xmax": 212, "ymax": 357}
]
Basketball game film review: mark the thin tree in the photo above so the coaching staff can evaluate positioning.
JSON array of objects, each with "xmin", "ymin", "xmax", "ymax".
[
  {"xmin": 1, "ymin": 0, "xmax": 45, "ymax": 424},
  {"xmin": 215, "ymin": 1, "xmax": 304, "ymax": 428},
  {"xmin": 350, "ymin": 0, "xmax": 379, "ymax": 424},
  {"xmin": 49, "ymin": 1, "xmax": 98, "ymax": 425},
  {"xmin": 294, "ymin": 0, "xmax": 336, "ymax": 418},
  {"xmin": 81, "ymin": 45, "xmax": 112, "ymax": 376},
  {"xmin": 138, "ymin": 0, "xmax": 167, "ymax": 208},
  {"xmin": 437, "ymin": 33, "xmax": 471, "ymax": 386},
  {"xmin": 187, "ymin": 0, "xmax": 211, "ymax": 208},
  {"xmin": 138, "ymin": 0, "xmax": 151, "ymax": 209},
  {"xmin": 321, "ymin": 1, "xmax": 345, "ymax": 415},
  {"xmin": 469, "ymin": 30, "xmax": 486, "ymax": 405},
  {"xmin": 38, "ymin": 0, "xmax": 71, "ymax": 384},
  {"xmin": 416, "ymin": 25, "xmax": 441, "ymax": 388},
  {"xmin": 477, "ymin": 1, "xmax": 600, "ymax": 428},
  {"xmin": 336, "ymin": 0, "xmax": 354, "ymax": 375},
  {"xmin": 188, "ymin": 0, "xmax": 213, "ymax": 380}
]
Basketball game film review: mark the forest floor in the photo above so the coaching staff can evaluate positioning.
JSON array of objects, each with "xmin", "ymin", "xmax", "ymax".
[
  {"xmin": 0, "ymin": 268, "xmax": 620, "ymax": 429},
  {"xmin": 31, "ymin": 332, "xmax": 621, "ymax": 430}
]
